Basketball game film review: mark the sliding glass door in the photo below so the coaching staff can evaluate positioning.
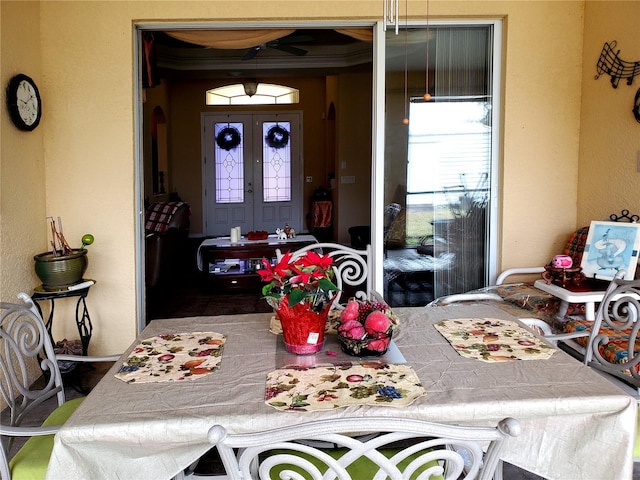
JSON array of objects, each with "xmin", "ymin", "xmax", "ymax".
[{"xmin": 380, "ymin": 22, "xmax": 500, "ymax": 306}]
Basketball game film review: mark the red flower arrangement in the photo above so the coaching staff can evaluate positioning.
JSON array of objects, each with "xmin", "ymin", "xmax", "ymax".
[
  {"xmin": 258, "ymin": 250, "xmax": 339, "ymax": 312},
  {"xmin": 259, "ymin": 250, "xmax": 340, "ymax": 354}
]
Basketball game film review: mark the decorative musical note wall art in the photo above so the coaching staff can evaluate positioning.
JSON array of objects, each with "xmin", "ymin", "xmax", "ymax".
[{"xmin": 595, "ymin": 40, "xmax": 640, "ymax": 88}]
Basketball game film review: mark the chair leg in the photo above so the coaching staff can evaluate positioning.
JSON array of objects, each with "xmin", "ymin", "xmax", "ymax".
[{"xmin": 493, "ymin": 459, "xmax": 504, "ymax": 480}]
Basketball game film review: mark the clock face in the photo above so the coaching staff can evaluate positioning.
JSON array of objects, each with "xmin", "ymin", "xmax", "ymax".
[
  {"xmin": 7, "ymin": 74, "xmax": 41, "ymax": 131},
  {"xmin": 16, "ymin": 80, "xmax": 39, "ymax": 126}
]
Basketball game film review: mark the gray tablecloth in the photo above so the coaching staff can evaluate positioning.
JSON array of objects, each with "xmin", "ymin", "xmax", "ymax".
[{"xmin": 46, "ymin": 305, "xmax": 635, "ymax": 480}]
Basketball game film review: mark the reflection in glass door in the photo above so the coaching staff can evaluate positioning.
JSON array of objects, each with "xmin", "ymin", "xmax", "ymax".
[{"xmin": 382, "ymin": 24, "xmax": 499, "ymax": 306}]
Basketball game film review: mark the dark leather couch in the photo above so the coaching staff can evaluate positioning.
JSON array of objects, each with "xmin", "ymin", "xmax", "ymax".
[{"xmin": 145, "ymin": 201, "xmax": 191, "ymax": 289}]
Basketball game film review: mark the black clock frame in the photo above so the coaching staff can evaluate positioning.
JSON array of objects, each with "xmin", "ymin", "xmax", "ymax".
[{"xmin": 6, "ymin": 73, "xmax": 42, "ymax": 131}]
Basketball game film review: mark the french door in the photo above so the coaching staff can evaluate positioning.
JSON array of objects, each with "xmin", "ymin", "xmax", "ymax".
[{"xmin": 202, "ymin": 112, "xmax": 303, "ymax": 236}]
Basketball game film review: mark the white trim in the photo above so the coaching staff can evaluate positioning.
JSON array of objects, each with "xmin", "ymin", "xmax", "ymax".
[
  {"xmin": 133, "ymin": 28, "xmax": 145, "ymax": 333},
  {"xmin": 372, "ymin": 21, "xmax": 386, "ymax": 294},
  {"xmin": 488, "ymin": 20, "xmax": 503, "ymax": 285}
]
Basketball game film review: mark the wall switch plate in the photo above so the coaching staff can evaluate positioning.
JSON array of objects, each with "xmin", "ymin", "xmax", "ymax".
[
  {"xmin": 305, "ymin": 176, "xmax": 313, "ymax": 183},
  {"xmin": 341, "ymin": 175, "xmax": 356, "ymax": 184}
]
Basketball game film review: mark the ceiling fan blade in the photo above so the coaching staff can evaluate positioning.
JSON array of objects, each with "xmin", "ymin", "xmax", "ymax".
[
  {"xmin": 273, "ymin": 44, "xmax": 308, "ymax": 56},
  {"xmin": 242, "ymin": 46, "xmax": 261, "ymax": 61},
  {"xmin": 277, "ymin": 34, "xmax": 313, "ymax": 44}
]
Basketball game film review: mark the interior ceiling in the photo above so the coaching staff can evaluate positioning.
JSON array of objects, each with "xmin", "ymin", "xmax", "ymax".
[{"xmin": 152, "ymin": 29, "xmax": 375, "ymax": 80}]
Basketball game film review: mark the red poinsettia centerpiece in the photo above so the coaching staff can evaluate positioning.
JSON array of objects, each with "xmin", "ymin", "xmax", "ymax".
[
  {"xmin": 258, "ymin": 250, "xmax": 339, "ymax": 312},
  {"xmin": 258, "ymin": 250, "xmax": 340, "ymax": 354}
]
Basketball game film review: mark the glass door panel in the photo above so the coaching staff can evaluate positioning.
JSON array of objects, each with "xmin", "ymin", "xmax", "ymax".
[{"xmin": 382, "ymin": 24, "xmax": 496, "ymax": 306}]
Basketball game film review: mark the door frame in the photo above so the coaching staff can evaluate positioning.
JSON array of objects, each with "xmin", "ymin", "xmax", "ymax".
[
  {"xmin": 134, "ymin": 21, "xmax": 375, "ymax": 332},
  {"xmin": 134, "ymin": 19, "xmax": 501, "ymax": 331}
]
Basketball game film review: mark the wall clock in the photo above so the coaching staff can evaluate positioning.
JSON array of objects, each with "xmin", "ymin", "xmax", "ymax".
[{"xmin": 6, "ymin": 74, "xmax": 42, "ymax": 131}]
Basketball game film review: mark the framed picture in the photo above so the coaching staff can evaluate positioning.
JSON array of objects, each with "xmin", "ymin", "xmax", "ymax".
[{"xmin": 580, "ymin": 220, "xmax": 640, "ymax": 281}]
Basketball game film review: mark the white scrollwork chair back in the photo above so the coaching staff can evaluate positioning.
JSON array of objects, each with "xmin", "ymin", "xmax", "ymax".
[
  {"xmin": 205, "ymin": 416, "xmax": 521, "ymax": 480},
  {"xmin": 545, "ymin": 272, "xmax": 640, "ymax": 398},
  {"xmin": 277, "ymin": 242, "xmax": 374, "ymax": 308}
]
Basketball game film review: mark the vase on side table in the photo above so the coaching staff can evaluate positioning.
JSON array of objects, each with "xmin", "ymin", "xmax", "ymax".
[
  {"xmin": 34, "ymin": 249, "xmax": 88, "ymax": 290},
  {"xmin": 276, "ymin": 296, "xmax": 332, "ymax": 355}
]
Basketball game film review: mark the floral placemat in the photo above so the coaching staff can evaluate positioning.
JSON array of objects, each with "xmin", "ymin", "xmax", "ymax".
[
  {"xmin": 115, "ymin": 332, "xmax": 226, "ymax": 383},
  {"xmin": 434, "ymin": 318, "xmax": 556, "ymax": 362},
  {"xmin": 265, "ymin": 362, "xmax": 426, "ymax": 411}
]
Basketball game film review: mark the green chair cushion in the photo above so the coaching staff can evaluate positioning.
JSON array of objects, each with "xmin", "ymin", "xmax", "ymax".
[
  {"xmin": 9, "ymin": 397, "xmax": 85, "ymax": 480},
  {"xmin": 268, "ymin": 446, "xmax": 444, "ymax": 480}
]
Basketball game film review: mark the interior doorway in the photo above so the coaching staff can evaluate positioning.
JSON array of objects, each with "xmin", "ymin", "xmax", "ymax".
[{"xmin": 202, "ymin": 112, "xmax": 303, "ymax": 236}]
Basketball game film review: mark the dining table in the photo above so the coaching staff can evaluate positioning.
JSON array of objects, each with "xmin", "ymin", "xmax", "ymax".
[{"xmin": 45, "ymin": 304, "xmax": 636, "ymax": 480}]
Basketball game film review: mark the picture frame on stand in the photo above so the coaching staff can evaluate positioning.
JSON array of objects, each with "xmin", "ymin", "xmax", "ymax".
[{"xmin": 580, "ymin": 220, "xmax": 640, "ymax": 281}]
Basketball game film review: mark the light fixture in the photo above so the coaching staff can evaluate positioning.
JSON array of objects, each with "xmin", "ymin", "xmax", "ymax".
[
  {"xmin": 206, "ymin": 82, "xmax": 299, "ymax": 106},
  {"xmin": 243, "ymin": 81, "xmax": 258, "ymax": 97}
]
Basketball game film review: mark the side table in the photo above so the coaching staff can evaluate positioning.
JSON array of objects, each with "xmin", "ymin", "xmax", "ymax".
[
  {"xmin": 32, "ymin": 279, "xmax": 95, "ymax": 355},
  {"xmin": 533, "ymin": 278, "xmax": 609, "ymax": 322}
]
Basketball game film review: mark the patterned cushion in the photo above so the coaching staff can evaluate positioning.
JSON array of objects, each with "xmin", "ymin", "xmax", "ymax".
[
  {"xmin": 562, "ymin": 226, "xmax": 589, "ymax": 267},
  {"xmin": 564, "ymin": 319, "xmax": 640, "ymax": 371},
  {"xmin": 145, "ymin": 202, "xmax": 186, "ymax": 233}
]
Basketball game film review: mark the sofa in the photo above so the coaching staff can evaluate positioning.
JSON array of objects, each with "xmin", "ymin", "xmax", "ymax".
[{"xmin": 145, "ymin": 201, "xmax": 191, "ymax": 289}]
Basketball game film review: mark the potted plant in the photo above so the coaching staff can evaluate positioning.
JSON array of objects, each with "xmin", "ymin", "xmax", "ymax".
[
  {"xmin": 33, "ymin": 217, "xmax": 94, "ymax": 289},
  {"xmin": 258, "ymin": 250, "xmax": 339, "ymax": 354}
]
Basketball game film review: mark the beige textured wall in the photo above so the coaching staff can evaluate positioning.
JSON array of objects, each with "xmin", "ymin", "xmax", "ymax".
[
  {"xmin": 577, "ymin": 1, "xmax": 640, "ymax": 226},
  {"xmin": 336, "ymin": 72, "xmax": 373, "ymax": 244},
  {"xmin": 1, "ymin": 1, "xmax": 46, "ymax": 300},
  {"xmin": 1, "ymin": 0, "xmax": 625, "ymax": 355},
  {"xmin": 0, "ymin": 1, "xmax": 47, "ymax": 410}
]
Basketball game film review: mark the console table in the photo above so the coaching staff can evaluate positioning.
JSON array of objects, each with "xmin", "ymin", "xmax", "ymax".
[{"xmin": 197, "ymin": 235, "xmax": 317, "ymax": 292}]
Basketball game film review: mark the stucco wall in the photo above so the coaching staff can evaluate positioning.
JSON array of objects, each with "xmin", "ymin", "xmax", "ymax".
[
  {"xmin": 577, "ymin": 0, "xmax": 640, "ymax": 226},
  {"xmin": 1, "ymin": 1, "xmax": 46, "ymax": 300},
  {"xmin": 2, "ymin": 0, "xmax": 632, "ymax": 355},
  {"xmin": 0, "ymin": 1, "xmax": 47, "ymax": 408}
]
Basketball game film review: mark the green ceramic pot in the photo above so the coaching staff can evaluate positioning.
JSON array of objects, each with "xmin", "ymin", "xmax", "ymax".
[{"xmin": 34, "ymin": 249, "xmax": 88, "ymax": 287}]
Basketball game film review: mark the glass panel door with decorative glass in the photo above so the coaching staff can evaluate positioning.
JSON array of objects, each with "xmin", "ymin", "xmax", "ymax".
[
  {"xmin": 382, "ymin": 25, "xmax": 497, "ymax": 307},
  {"xmin": 203, "ymin": 113, "xmax": 303, "ymax": 237}
]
